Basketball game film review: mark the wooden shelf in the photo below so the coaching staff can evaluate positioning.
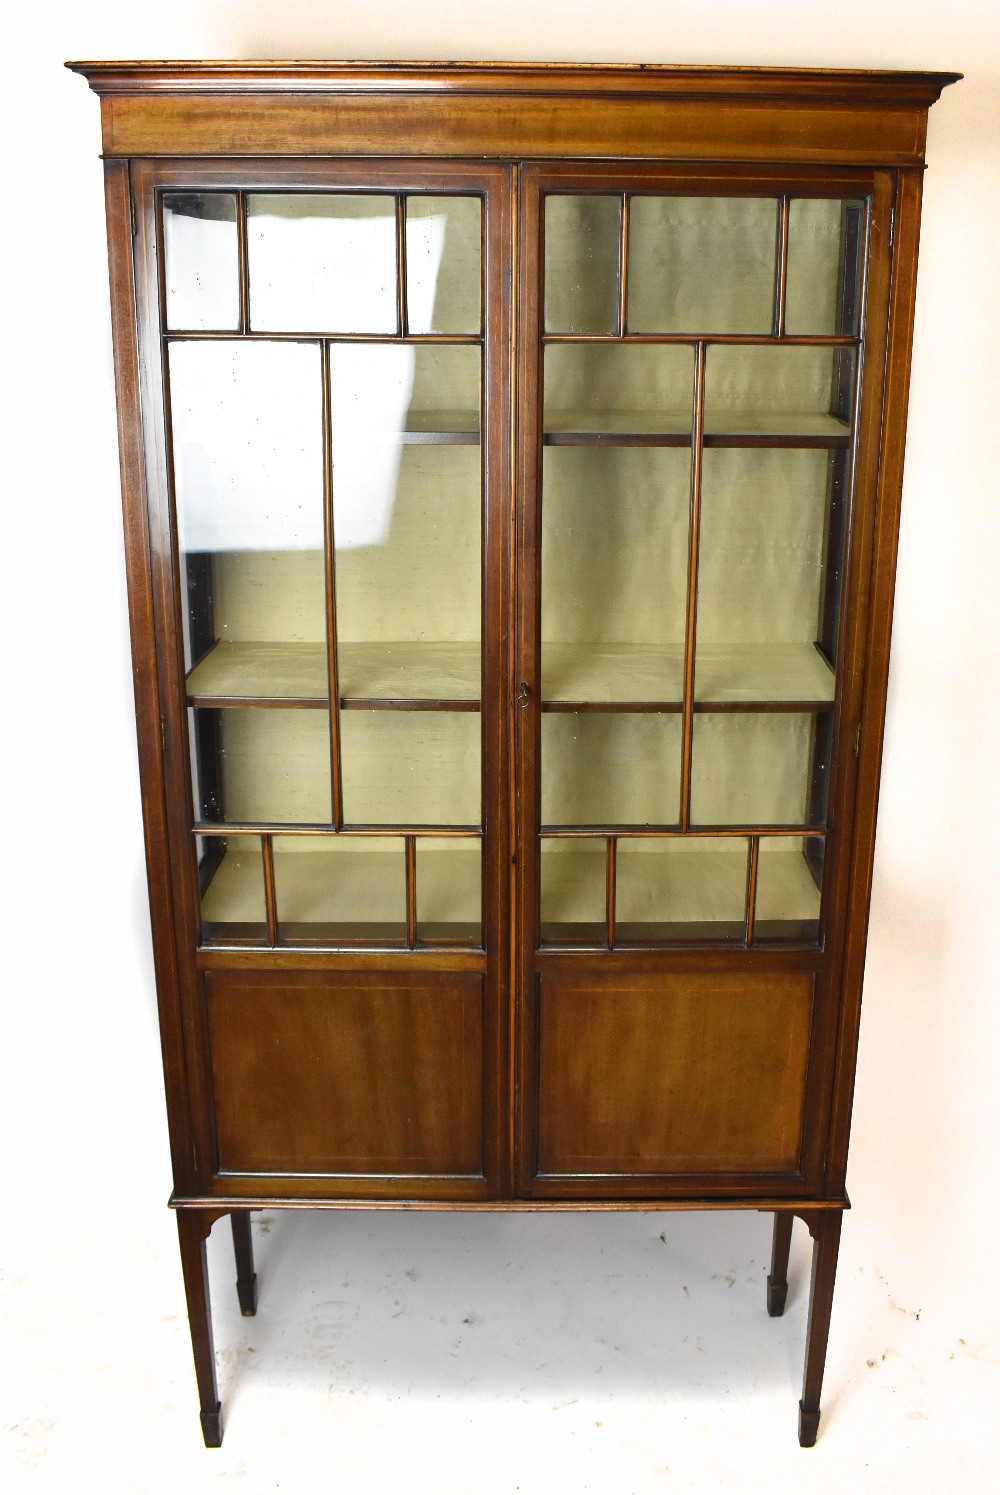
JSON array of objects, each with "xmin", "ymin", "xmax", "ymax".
[
  {"xmin": 541, "ymin": 839, "xmax": 821, "ymax": 938},
  {"xmin": 543, "ymin": 408, "xmax": 849, "ymax": 446},
  {"xmin": 187, "ymin": 639, "xmax": 833, "ymax": 710},
  {"xmin": 187, "ymin": 640, "xmax": 481, "ymax": 708},
  {"xmin": 401, "ymin": 409, "xmax": 480, "ymax": 444},
  {"xmin": 542, "ymin": 641, "xmax": 834, "ymax": 709}
]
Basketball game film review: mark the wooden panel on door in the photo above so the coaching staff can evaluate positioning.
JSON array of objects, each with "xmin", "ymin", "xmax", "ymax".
[
  {"xmin": 205, "ymin": 968, "xmax": 485, "ymax": 1176},
  {"xmin": 535, "ymin": 970, "xmax": 814, "ymax": 1178}
]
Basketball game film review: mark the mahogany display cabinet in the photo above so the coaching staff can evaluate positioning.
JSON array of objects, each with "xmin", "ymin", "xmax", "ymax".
[{"xmin": 69, "ymin": 60, "xmax": 958, "ymax": 1446}]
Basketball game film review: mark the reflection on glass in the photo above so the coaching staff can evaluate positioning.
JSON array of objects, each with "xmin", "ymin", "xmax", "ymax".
[
  {"xmin": 542, "ymin": 447, "xmax": 689, "ymax": 704},
  {"xmin": 169, "ymin": 341, "xmax": 323, "ymax": 560},
  {"xmin": 406, "ymin": 196, "xmax": 481, "ymax": 334},
  {"xmin": 273, "ymin": 835, "xmax": 405, "ymax": 941},
  {"xmin": 785, "ymin": 199, "xmax": 864, "ymax": 337},
  {"xmin": 541, "ymin": 714, "xmax": 682, "ymax": 826},
  {"xmin": 416, "ymin": 837, "xmax": 481, "ymax": 942},
  {"xmin": 163, "ymin": 193, "xmax": 238, "ymax": 332},
  {"xmin": 691, "ymin": 712, "xmax": 829, "ymax": 827},
  {"xmin": 248, "ymin": 193, "xmax": 397, "ymax": 333},
  {"xmin": 704, "ymin": 345, "xmax": 853, "ymax": 436},
  {"xmin": 544, "ymin": 195, "xmax": 620, "ymax": 334},
  {"xmin": 544, "ymin": 344, "xmax": 693, "ymax": 434},
  {"xmin": 193, "ymin": 707, "xmax": 332, "ymax": 825},
  {"xmin": 628, "ymin": 196, "xmax": 776, "ymax": 334},
  {"xmin": 199, "ymin": 836, "xmax": 267, "ymax": 944},
  {"xmin": 755, "ymin": 835, "xmax": 823, "ymax": 943},
  {"xmin": 340, "ymin": 712, "xmax": 480, "ymax": 826},
  {"xmin": 695, "ymin": 449, "xmax": 838, "ymax": 704},
  {"xmin": 540, "ymin": 839, "xmax": 606, "ymax": 944},
  {"xmin": 616, "ymin": 837, "xmax": 748, "ymax": 943}
]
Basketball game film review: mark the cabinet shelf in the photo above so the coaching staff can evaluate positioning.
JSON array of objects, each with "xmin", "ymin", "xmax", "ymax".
[
  {"xmin": 540, "ymin": 838, "xmax": 821, "ymax": 942},
  {"xmin": 186, "ymin": 640, "xmax": 482, "ymax": 709},
  {"xmin": 201, "ymin": 839, "xmax": 481, "ymax": 946},
  {"xmin": 543, "ymin": 409, "xmax": 850, "ymax": 447},
  {"xmin": 542, "ymin": 641, "xmax": 835, "ymax": 710}
]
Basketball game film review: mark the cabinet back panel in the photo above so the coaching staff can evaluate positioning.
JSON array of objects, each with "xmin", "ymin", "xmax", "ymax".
[
  {"xmin": 535, "ymin": 971, "xmax": 813, "ymax": 1176},
  {"xmin": 206, "ymin": 970, "xmax": 484, "ymax": 1175}
]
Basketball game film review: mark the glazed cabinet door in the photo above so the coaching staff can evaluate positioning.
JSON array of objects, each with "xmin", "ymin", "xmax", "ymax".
[
  {"xmin": 130, "ymin": 160, "xmax": 512, "ymax": 1199},
  {"xmin": 514, "ymin": 164, "xmax": 893, "ymax": 1198}
]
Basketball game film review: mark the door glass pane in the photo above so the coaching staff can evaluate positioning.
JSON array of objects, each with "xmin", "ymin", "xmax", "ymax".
[
  {"xmin": 786, "ymin": 198, "xmax": 864, "ymax": 336},
  {"xmin": 695, "ymin": 449, "xmax": 841, "ymax": 705},
  {"xmin": 627, "ymin": 196, "xmax": 776, "ymax": 334},
  {"xmin": 691, "ymin": 712, "xmax": 830, "ymax": 828},
  {"xmin": 705, "ymin": 345, "xmax": 855, "ymax": 437},
  {"xmin": 544, "ymin": 344, "xmax": 693, "ymax": 435},
  {"xmin": 163, "ymin": 192, "xmax": 238, "ymax": 331},
  {"xmin": 542, "ymin": 448, "xmax": 689, "ymax": 705},
  {"xmin": 616, "ymin": 837, "xmax": 748, "ymax": 943},
  {"xmin": 192, "ymin": 707, "xmax": 332, "ymax": 825},
  {"xmin": 542, "ymin": 715, "xmax": 682, "ymax": 827},
  {"xmin": 544, "ymin": 195, "xmax": 620, "ymax": 334},
  {"xmin": 540, "ymin": 839, "xmax": 606, "ymax": 944},
  {"xmin": 199, "ymin": 836, "xmax": 267, "ymax": 944},
  {"xmin": 273, "ymin": 835, "xmax": 405, "ymax": 942},
  {"xmin": 170, "ymin": 341, "xmax": 330, "ymax": 841},
  {"xmin": 754, "ymin": 835, "xmax": 824, "ymax": 943},
  {"xmin": 406, "ymin": 195, "xmax": 481, "ymax": 334},
  {"xmin": 416, "ymin": 838, "xmax": 482, "ymax": 943},
  {"xmin": 340, "ymin": 713, "xmax": 480, "ymax": 826},
  {"xmin": 247, "ymin": 193, "xmax": 398, "ymax": 333}
]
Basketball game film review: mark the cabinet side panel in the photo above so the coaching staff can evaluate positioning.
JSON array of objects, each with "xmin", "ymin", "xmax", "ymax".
[
  {"xmin": 206, "ymin": 970, "xmax": 485, "ymax": 1176},
  {"xmin": 102, "ymin": 159, "xmax": 196, "ymax": 1192},
  {"xmin": 536, "ymin": 972, "xmax": 813, "ymax": 1175}
]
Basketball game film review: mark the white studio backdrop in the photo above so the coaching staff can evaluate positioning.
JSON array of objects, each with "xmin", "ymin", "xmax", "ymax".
[{"xmin": 2, "ymin": 4, "xmax": 999, "ymax": 1492}]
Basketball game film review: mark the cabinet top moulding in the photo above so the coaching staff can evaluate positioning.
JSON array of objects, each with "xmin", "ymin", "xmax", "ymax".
[{"xmin": 67, "ymin": 60, "xmax": 960, "ymax": 168}]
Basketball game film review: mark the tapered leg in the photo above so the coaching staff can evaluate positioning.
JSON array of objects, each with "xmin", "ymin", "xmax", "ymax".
[
  {"xmin": 798, "ymin": 1211, "xmax": 843, "ymax": 1447},
  {"xmin": 767, "ymin": 1211, "xmax": 794, "ymax": 1317},
  {"xmin": 231, "ymin": 1212, "xmax": 258, "ymax": 1317},
  {"xmin": 176, "ymin": 1212, "xmax": 223, "ymax": 1447}
]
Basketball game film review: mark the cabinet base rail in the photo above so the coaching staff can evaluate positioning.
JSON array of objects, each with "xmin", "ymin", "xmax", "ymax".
[{"xmin": 173, "ymin": 1199, "xmax": 845, "ymax": 1448}]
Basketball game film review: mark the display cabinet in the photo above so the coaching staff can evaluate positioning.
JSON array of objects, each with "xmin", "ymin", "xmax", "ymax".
[{"xmin": 69, "ymin": 59, "xmax": 957, "ymax": 1446}]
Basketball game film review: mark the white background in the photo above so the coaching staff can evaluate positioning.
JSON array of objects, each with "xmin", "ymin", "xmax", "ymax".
[{"xmin": 2, "ymin": 4, "xmax": 999, "ymax": 1491}]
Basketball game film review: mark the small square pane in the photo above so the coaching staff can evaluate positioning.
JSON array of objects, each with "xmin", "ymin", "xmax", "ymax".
[
  {"xmin": 329, "ymin": 343, "xmax": 480, "ymax": 443},
  {"xmin": 754, "ymin": 835, "xmax": 823, "ymax": 944},
  {"xmin": 544, "ymin": 195, "xmax": 620, "ymax": 334},
  {"xmin": 163, "ymin": 193, "xmax": 238, "ymax": 332},
  {"xmin": 785, "ymin": 199, "xmax": 865, "ymax": 337},
  {"xmin": 540, "ymin": 839, "xmax": 607, "ymax": 944},
  {"xmin": 200, "ymin": 707, "xmax": 332, "ymax": 825},
  {"xmin": 616, "ymin": 837, "xmax": 748, "ymax": 944},
  {"xmin": 248, "ymin": 194, "xmax": 397, "ymax": 333},
  {"xmin": 273, "ymin": 835, "xmax": 405, "ymax": 942},
  {"xmin": 416, "ymin": 838, "xmax": 481, "ymax": 943},
  {"xmin": 542, "ymin": 714, "xmax": 682, "ymax": 826},
  {"xmin": 628, "ymin": 196, "xmax": 776, "ymax": 334},
  {"xmin": 544, "ymin": 344, "xmax": 694, "ymax": 437},
  {"xmin": 199, "ymin": 836, "xmax": 266, "ymax": 944},
  {"xmin": 691, "ymin": 712, "xmax": 829, "ymax": 827},
  {"xmin": 406, "ymin": 196, "xmax": 481, "ymax": 334},
  {"xmin": 340, "ymin": 712, "xmax": 480, "ymax": 826}
]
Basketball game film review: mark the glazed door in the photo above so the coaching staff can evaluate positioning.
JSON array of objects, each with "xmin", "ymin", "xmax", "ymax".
[
  {"xmin": 132, "ymin": 160, "xmax": 512, "ymax": 1198},
  {"xmin": 515, "ymin": 164, "xmax": 891, "ymax": 1198}
]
